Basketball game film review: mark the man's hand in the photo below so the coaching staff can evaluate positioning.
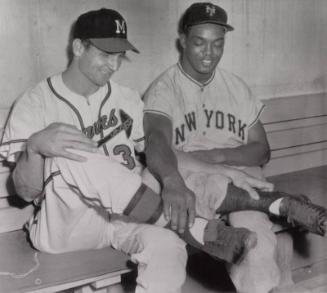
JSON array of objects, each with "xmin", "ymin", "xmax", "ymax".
[
  {"xmin": 27, "ymin": 123, "xmax": 97, "ymax": 161},
  {"xmin": 162, "ymin": 173, "xmax": 196, "ymax": 234},
  {"xmin": 225, "ymin": 167, "xmax": 274, "ymax": 200}
]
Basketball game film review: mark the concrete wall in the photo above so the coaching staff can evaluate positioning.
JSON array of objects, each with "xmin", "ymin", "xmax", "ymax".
[{"xmin": 0, "ymin": 0, "xmax": 326, "ymax": 126}]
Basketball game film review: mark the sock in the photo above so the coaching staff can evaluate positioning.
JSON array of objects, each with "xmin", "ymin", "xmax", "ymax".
[
  {"xmin": 189, "ymin": 217, "xmax": 208, "ymax": 245},
  {"xmin": 123, "ymin": 183, "xmax": 163, "ymax": 223},
  {"xmin": 217, "ymin": 183, "xmax": 284, "ymax": 215},
  {"xmin": 269, "ymin": 198, "xmax": 283, "ymax": 215}
]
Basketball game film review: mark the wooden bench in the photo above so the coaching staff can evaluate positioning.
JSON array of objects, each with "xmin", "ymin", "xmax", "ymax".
[{"xmin": 0, "ymin": 163, "xmax": 132, "ymax": 293}]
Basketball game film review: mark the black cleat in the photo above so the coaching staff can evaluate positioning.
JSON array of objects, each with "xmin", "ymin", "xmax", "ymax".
[{"xmin": 280, "ymin": 196, "xmax": 327, "ymax": 236}]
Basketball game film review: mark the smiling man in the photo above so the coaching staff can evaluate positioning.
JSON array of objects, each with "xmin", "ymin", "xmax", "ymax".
[
  {"xmin": 0, "ymin": 8, "xmax": 189, "ymax": 293},
  {"xmin": 143, "ymin": 2, "xmax": 296, "ymax": 293}
]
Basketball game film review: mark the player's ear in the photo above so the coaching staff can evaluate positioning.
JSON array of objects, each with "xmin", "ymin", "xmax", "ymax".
[
  {"xmin": 179, "ymin": 33, "xmax": 187, "ymax": 50},
  {"xmin": 72, "ymin": 39, "xmax": 85, "ymax": 57}
]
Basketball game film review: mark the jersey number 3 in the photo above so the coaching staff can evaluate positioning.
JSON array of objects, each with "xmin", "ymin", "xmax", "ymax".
[{"xmin": 113, "ymin": 144, "xmax": 136, "ymax": 170}]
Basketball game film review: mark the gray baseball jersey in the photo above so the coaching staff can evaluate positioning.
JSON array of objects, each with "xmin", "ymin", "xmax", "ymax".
[
  {"xmin": 144, "ymin": 63, "xmax": 264, "ymax": 152},
  {"xmin": 143, "ymin": 63, "xmax": 265, "ymax": 218}
]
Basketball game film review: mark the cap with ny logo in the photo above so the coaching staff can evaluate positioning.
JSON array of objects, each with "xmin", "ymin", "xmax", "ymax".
[
  {"xmin": 73, "ymin": 8, "xmax": 139, "ymax": 53},
  {"xmin": 180, "ymin": 2, "xmax": 234, "ymax": 33}
]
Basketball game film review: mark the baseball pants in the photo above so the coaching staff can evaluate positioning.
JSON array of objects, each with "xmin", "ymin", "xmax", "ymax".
[{"xmin": 28, "ymin": 151, "xmax": 187, "ymax": 293}]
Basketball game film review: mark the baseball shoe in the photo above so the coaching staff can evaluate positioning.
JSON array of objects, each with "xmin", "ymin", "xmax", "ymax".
[
  {"xmin": 184, "ymin": 219, "xmax": 257, "ymax": 264},
  {"xmin": 279, "ymin": 194, "xmax": 327, "ymax": 236}
]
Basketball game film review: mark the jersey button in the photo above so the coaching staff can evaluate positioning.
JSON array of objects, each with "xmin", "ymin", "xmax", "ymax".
[
  {"xmin": 202, "ymin": 131, "xmax": 206, "ymax": 135},
  {"xmin": 202, "ymin": 104, "xmax": 205, "ymax": 108}
]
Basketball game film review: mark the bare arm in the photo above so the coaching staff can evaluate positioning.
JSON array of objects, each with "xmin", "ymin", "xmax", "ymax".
[
  {"xmin": 189, "ymin": 121, "xmax": 270, "ymax": 167},
  {"xmin": 13, "ymin": 123, "xmax": 97, "ymax": 202},
  {"xmin": 144, "ymin": 113, "xmax": 196, "ymax": 233}
]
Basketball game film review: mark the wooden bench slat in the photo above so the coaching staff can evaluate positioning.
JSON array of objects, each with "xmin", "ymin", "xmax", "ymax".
[
  {"xmin": 261, "ymin": 93, "xmax": 327, "ymax": 124},
  {"xmin": 0, "ymin": 230, "xmax": 131, "ymax": 293},
  {"xmin": 267, "ymin": 124, "xmax": 327, "ymax": 151}
]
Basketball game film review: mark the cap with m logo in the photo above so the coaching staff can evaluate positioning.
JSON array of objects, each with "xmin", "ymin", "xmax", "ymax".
[{"xmin": 73, "ymin": 8, "xmax": 139, "ymax": 53}]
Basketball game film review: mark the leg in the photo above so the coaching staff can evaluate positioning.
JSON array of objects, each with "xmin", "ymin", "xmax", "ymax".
[
  {"xmin": 275, "ymin": 232, "xmax": 294, "ymax": 288},
  {"xmin": 33, "ymin": 153, "xmax": 186, "ymax": 292},
  {"xmin": 53, "ymin": 153, "xmax": 256, "ymax": 264},
  {"xmin": 217, "ymin": 183, "xmax": 327, "ymax": 236},
  {"xmin": 228, "ymin": 211, "xmax": 281, "ymax": 293},
  {"xmin": 124, "ymin": 180, "xmax": 257, "ymax": 265},
  {"xmin": 111, "ymin": 221, "xmax": 187, "ymax": 293}
]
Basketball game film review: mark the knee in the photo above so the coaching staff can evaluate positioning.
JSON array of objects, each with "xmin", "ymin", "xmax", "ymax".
[
  {"xmin": 134, "ymin": 226, "xmax": 187, "ymax": 267},
  {"xmin": 143, "ymin": 226, "xmax": 186, "ymax": 254}
]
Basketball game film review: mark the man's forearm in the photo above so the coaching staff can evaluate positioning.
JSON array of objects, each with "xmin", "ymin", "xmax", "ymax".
[
  {"xmin": 175, "ymin": 149, "xmax": 231, "ymax": 175},
  {"xmin": 145, "ymin": 131, "xmax": 180, "ymax": 183},
  {"xmin": 192, "ymin": 142, "xmax": 270, "ymax": 167},
  {"xmin": 175, "ymin": 149, "xmax": 258, "ymax": 183},
  {"xmin": 13, "ymin": 148, "xmax": 44, "ymax": 202}
]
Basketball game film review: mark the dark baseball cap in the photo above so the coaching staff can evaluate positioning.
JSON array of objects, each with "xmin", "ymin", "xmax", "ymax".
[
  {"xmin": 73, "ymin": 8, "xmax": 139, "ymax": 53},
  {"xmin": 180, "ymin": 2, "xmax": 234, "ymax": 33}
]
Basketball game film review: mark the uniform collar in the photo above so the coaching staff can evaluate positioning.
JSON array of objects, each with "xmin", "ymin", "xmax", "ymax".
[{"xmin": 177, "ymin": 62, "xmax": 215, "ymax": 88}]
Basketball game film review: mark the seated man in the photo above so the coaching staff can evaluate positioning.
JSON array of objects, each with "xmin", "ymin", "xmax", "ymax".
[
  {"xmin": 142, "ymin": 2, "xmax": 327, "ymax": 293},
  {"xmin": 1, "ymin": 8, "xmax": 187, "ymax": 293}
]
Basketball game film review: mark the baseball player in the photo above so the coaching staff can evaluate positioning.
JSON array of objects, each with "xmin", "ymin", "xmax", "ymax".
[
  {"xmin": 143, "ymin": 2, "xmax": 327, "ymax": 293},
  {"xmin": 0, "ymin": 8, "xmax": 188, "ymax": 293}
]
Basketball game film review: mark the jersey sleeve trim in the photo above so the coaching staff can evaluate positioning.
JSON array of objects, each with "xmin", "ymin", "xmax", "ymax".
[
  {"xmin": 0, "ymin": 139, "xmax": 28, "ymax": 146},
  {"xmin": 143, "ymin": 109, "xmax": 172, "ymax": 121},
  {"xmin": 133, "ymin": 136, "xmax": 145, "ymax": 143},
  {"xmin": 248, "ymin": 104, "xmax": 266, "ymax": 128},
  {"xmin": 0, "ymin": 139, "xmax": 28, "ymax": 162}
]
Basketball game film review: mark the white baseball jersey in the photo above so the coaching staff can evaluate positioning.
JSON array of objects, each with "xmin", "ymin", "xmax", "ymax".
[
  {"xmin": 1, "ymin": 73, "xmax": 145, "ymax": 170},
  {"xmin": 0, "ymin": 73, "xmax": 146, "ymax": 252},
  {"xmin": 144, "ymin": 63, "xmax": 264, "ymax": 152},
  {"xmin": 144, "ymin": 63, "xmax": 265, "ymax": 218}
]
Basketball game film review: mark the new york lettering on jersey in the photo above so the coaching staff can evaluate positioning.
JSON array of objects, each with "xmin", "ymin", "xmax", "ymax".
[{"xmin": 174, "ymin": 108, "xmax": 247, "ymax": 145}]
